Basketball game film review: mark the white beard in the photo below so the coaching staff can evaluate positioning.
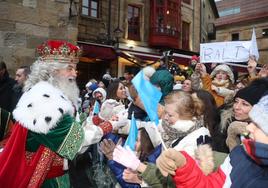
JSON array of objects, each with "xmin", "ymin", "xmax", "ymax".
[{"xmin": 51, "ymin": 75, "xmax": 80, "ymax": 108}]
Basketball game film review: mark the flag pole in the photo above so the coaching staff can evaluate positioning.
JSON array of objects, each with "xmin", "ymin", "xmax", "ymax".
[{"xmin": 153, "ymin": 122, "xmax": 167, "ymax": 151}]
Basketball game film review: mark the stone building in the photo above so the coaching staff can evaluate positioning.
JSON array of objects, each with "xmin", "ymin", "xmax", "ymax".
[
  {"xmin": 215, "ymin": 0, "xmax": 268, "ymax": 64},
  {"xmin": 200, "ymin": 0, "xmax": 219, "ymax": 43},
  {"xmin": 77, "ymin": 0, "xmax": 219, "ymax": 87},
  {"xmin": 0, "ymin": 0, "xmax": 78, "ymax": 76}
]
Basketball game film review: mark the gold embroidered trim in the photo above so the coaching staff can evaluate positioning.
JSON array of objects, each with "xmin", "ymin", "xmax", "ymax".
[
  {"xmin": 27, "ymin": 147, "xmax": 55, "ymax": 188},
  {"xmin": 57, "ymin": 121, "xmax": 84, "ymax": 160},
  {"xmin": 26, "ymin": 151, "xmax": 63, "ymax": 166}
]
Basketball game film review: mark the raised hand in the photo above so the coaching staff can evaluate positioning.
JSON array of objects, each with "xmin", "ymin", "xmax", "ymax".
[
  {"xmin": 99, "ymin": 99, "xmax": 120, "ymax": 120},
  {"xmin": 247, "ymin": 56, "xmax": 257, "ymax": 74},
  {"xmin": 122, "ymin": 168, "xmax": 142, "ymax": 184},
  {"xmin": 100, "ymin": 138, "xmax": 123, "ymax": 160},
  {"xmin": 113, "ymin": 145, "xmax": 141, "ymax": 171},
  {"xmin": 156, "ymin": 148, "xmax": 186, "ymax": 177}
]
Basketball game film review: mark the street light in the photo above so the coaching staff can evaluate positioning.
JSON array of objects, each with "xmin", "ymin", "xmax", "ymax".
[
  {"xmin": 113, "ymin": 27, "xmax": 123, "ymax": 49},
  {"xmin": 69, "ymin": 0, "xmax": 79, "ymax": 19}
]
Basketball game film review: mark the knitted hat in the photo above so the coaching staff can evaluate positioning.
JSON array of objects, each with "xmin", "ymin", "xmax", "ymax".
[
  {"xmin": 88, "ymin": 83, "xmax": 98, "ymax": 91},
  {"xmin": 191, "ymin": 55, "xmax": 199, "ymax": 62},
  {"xmin": 143, "ymin": 66, "xmax": 156, "ymax": 80},
  {"xmin": 150, "ymin": 69, "xmax": 174, "ymax": 102},
  {"xmin": 235, "ymin": 78, "xmax": 268, "ymax": 106},
  {"xmin": 102, "ymin": 73, "xmax": 112, "ymax": 81},
  {"xmin": 249, "ymin": 92, "xmax": 268, "ymax": 135},
  {"xmin": 210, "ymin": 64, "xmax": 234, "ymax": 84}
]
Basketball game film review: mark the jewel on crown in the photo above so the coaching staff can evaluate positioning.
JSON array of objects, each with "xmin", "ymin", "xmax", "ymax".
[{"xmin": 37, "ymin": 40, "xmax": 82, "ymax": 63}]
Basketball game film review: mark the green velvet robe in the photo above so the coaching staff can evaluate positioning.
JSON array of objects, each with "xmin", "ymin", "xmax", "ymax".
[{"xmin": 26, "ymin": 114, "xmax": 84, "ymax": 188}]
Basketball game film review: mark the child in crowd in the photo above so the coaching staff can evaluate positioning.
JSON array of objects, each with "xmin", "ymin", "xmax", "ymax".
[
  {"xmin": 195, "ymin": 63, "xmax": 235, "ymax": 107},
  {"xmin": 156, "ymin": 91, "xmax": 268, "ymax": 188}
]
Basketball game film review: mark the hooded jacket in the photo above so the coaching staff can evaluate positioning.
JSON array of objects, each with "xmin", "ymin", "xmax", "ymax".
[{"xmin": 172, "ymin": 142, "xmax": 268, "ymax": 188}]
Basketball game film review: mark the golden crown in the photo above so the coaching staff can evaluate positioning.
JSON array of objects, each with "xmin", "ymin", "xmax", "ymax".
[{"xmin": 37, "ymin": 40, "xmax": 82, "ymax": 63}]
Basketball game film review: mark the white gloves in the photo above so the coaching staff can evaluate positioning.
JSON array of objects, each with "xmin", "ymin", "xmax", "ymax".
[
  {"xmin": 113, "ymin": 145, "xmax": 141, "ymax": 171},
  {"xmin": 109, "ymin": 109, "xmax": 129, "ymax": 130},
  {"xmin": 99, "ymin": 99, "xmax": 120, "ymax": 120}
]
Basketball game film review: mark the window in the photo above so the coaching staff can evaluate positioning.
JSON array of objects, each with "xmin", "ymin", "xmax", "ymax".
[
  {"xmin": 127, "ymin": 5, "xmax": 141, "ymax": 41},
  {"xmin": 182, "ymin": 0, "xmax": 191, "ymax": 5},
  {"xmin": 232, "ymin": 33, "xmax": 239, "ymax": 41},
  {"xmin": 262, "ymin": 29, "xmax": 268, "ymax": 37},
  {"xmin": 82, "ymin": 0, "xmax": 99, "ymax": 18},
  {"xmin": 154, "ymin": 0, "xmax": 179, "ymax": 36},
  {"xmin": 219, "ymin": 7, "xmax": 240, "ymax": 17},
  {"xmin": 182, "ymin": 21, "xmax": 190, "ymax": 50}
]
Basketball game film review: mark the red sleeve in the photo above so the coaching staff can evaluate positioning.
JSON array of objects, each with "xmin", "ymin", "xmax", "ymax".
[
  {"xmin": 92, "ymin": 115, "xmax": 104, "ymax": 125},
  {"xmin": 99, "ymin": 121, "xmax": 113, "ymax": 135},
  {"xmin": 173, "ymin": 151, "xmax": 226, "ymax": 188}
]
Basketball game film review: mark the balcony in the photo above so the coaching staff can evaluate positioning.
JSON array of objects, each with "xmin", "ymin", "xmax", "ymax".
[
  {"xmin": 149, "ymin": 0, "xmax": 181, "ymax": 49},
  {"xmin": 149, "ymin": 26, "xmax": 180, "ymax": 49}
]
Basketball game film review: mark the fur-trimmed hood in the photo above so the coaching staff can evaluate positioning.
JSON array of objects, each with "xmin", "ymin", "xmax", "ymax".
[
  {"xmin": 219, "ymin": 104, "xmax": 234, "ymax": 133},
  {"xmin": 92, "ymin": 87, "xmax": 107, "ymax": 102},
  {"xmin": 211, "ymin": 64, "xmax": 234, "ymax": 84},
  {"xmin": 13, "ymin": 81, "xmax": 74, "ymax": 134},
  {"xmin": 195, "ymin": 144, "xmax": 214, "ymax": 175}
]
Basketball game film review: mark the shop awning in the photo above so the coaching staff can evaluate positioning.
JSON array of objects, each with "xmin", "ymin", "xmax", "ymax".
[
  {"xmin": 78, "ymin": 41, "xmax": 117, "ymax": 60},
  {"xmin": 78, "ymin": 41, "xmax": 193, "ymax": 66},
  {"xmin": 119, "ymin": 48, "xmax": 192, "ymax": 66}
]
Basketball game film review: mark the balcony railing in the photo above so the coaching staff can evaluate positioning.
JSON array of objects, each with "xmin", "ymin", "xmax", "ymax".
[{"xmin": 151, "ymin": 27, "xmax": 179, "ymax": 38}]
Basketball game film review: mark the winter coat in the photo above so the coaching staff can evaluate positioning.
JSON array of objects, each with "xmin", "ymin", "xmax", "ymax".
[
  {"xmin": 140, "ymin": 144, "xmax": 215, "ymax": 188},
  {"xmin": 201, "ymin": 74, "xmax": 225, "ymax": 107},
  {"xmin": 172, "ymin": 142, "xmax": 268, "ymax": 188},
  {"xmin": 0, "ymin": 72, "xmax": 16, "ymax": 112},
  {"xmin": 140, "ymin": 163, "xmax": 175, "ymax": 188}
]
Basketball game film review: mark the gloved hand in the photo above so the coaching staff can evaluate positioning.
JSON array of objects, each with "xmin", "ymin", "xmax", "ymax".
[
  {"xmin": 113, "ymin": 145, "xmax": 140, "ymax": 171},
  {"xmin": 109, "ymin": 110, "xmax": 129, "ymax": 130},
  {"xmin": 100, "ymin": 139, "xmax": 116, "ymax": 160},
  {"xmin": 156, "ymin": 148, "xmax": 186, "ymax": 177},
  {"xmin": 100, "ymin": 138, "xmax": 123, "ymax": 160},
  {"xmin": 226, "ymin": 121, "xmax": 248, "ymax": 151},
  {"xmin": 123, "ymin": 168, "xmax": 142, "ymax": 184},
  {"xmin": 99, "ymin": 99, "xmax": 120, "ymax": 120}
]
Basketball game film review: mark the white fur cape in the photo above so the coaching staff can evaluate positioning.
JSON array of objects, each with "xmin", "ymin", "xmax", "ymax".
[{"xmin": 13, "ymin": 81, "xmax": 74, "ymax": 134}]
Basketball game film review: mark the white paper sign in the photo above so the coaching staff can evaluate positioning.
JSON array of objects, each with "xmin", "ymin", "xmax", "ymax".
[{"xmin": 200, "ymin": 29, "xmax": 259, "ymax": 63}]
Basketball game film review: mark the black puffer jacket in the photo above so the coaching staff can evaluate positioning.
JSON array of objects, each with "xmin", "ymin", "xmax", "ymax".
[{"xmin": 0, "ymin": 72, "xmax": 16, "ymax": 112}]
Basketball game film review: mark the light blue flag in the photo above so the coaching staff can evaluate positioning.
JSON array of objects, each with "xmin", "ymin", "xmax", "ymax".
[
  {"xmin": 124, "ymin": 113, "xmax": 138, "ymax": 151},
  {"xmin": 92, "ymin": 100, "xmax": 100, "ymax": 115},
  {"xmin": 131, "ymin": 70, "xmax": 162, "ymax": 125}
]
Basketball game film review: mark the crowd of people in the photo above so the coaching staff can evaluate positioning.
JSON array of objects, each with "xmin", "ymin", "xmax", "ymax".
[{"xmin": 0, "ymin": 40, "xmax": 268, "ymax": 188}]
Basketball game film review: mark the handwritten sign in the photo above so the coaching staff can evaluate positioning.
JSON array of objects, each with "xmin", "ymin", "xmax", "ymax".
[
  {"xmin": 200, "ymin": 29, "xmax": 259, "ymax": 63},
  {"xmin": 200, "ymin": 41, "xmax": 252, "ymax": 63}
]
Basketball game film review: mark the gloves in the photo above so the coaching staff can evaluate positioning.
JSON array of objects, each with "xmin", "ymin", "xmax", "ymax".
[
  {"xmin": 109, "ymin": 110, "xmax": 129, "ymax": 130},
  {"xmin": 100, "ymin": 139, "xmax": 116, "ymax": 160},
  {"xmin": 156, "ymin": 148, "xmax": 186, "ymax": 177},
  {"xmin": 100, "ymin": 138, "xmax": 123, "ymax": 160},
  {"xmin": 113, "ymin": 145, "xmax": 140, "ymax": 171},
  {"xmin": 226, "ymin": 121, "xmax": 248, "ymax": 151},
  {"xmin": 99, "ymin": 99, "xmax": 120, "ymax": 120}
]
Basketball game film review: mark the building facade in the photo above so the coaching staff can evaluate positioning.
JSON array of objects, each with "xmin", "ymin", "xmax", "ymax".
[
  {"xmin": 78, "ymin": 0, "xmax": 219, "ymax": 87},
  {"xmin": 200, "ymin": 0, "xmax": 219, "ymax": 43},
  {"xmin": 0, "ymin": 0, "xmax": 78, "ymax": 76},
  {"xmin": 0, "ymin": 0, "xmax": 219, "ymax": 86},
  {"xmin": 215, "ymin": 0, "xmax": 268, "ymax": 64}
]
